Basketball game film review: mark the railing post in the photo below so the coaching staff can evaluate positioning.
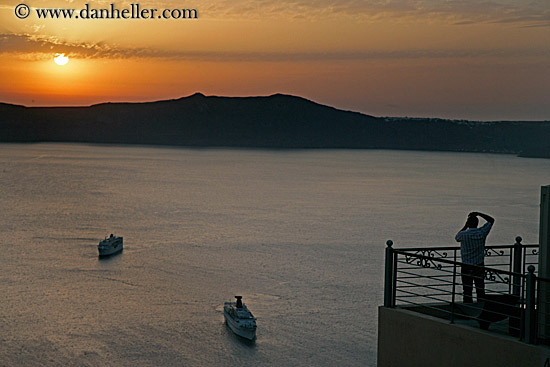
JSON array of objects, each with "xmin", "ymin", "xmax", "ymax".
[
  {"xmin": 525, "ymin": 265, "xmax": 537, "ymax": 344},
  {"xmin": 450, "ymin": 249, "xmax": 457, "ymax": 324},
  {"xmin": 384, "ymin": 240, "xmax": 395, "ymax": 308},
  {"xmin": 513, "ymin": 236, "xmax": 523, "ymax": 297}
]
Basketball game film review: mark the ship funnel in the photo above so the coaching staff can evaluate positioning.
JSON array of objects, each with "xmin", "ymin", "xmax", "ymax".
[{"xmin": 235, "ymin": 296, "xmax": 243, "ymax": 308}]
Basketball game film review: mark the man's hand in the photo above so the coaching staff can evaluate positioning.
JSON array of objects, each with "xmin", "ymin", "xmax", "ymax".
[{"xmin": 469, "ymin": 211, "xmax": 495, "ymax": 224}]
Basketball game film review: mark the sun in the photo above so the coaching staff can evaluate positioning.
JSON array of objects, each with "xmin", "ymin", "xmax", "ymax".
[{"xmin": 54, "ymin": 53, "xmax": 69, "ymax": 66}]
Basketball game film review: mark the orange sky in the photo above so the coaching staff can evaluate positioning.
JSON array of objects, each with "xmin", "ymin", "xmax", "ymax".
[{"xmin": 0, "ymin": 0, "xmax": 549, "ymax": 120}]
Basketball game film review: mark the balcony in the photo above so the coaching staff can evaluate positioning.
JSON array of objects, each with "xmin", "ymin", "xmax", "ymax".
[{"xmin": 378, "ymin": 237, "xmax": 550, "ymax": 367}]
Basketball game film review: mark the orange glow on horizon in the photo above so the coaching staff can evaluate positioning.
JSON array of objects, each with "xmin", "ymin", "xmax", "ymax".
[{"xmin": 0, "ymin": 0, "xmax": 548, "ymax": 120}]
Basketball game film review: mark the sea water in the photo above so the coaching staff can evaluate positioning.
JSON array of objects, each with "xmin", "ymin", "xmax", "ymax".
[{"xmin": 1, "ymin": 143, "xmax": 549, "ymax": 366}]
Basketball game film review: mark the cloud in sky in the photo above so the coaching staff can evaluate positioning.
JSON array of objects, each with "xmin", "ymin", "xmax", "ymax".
[
  {"xmin": 1, "ymin": 0, "xmax": 547, "ymax": 64},
  {"xmin": 189, "ymin": 0, "xmax": 549, "ymax": 25},
  {"xmin": 1, "ymin": 33, "xmax": 549, "ymax": 62}
]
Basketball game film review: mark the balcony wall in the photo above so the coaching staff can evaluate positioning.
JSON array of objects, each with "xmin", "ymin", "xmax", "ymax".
[{"xmin": 378, "ymin": 306, "xmax": 550, "ymax": 367}]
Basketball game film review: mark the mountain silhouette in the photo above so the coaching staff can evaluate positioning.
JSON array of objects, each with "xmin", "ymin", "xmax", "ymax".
[{"xmin": 1, "ymin": 93, "xmax": 549, "ymax": 156}]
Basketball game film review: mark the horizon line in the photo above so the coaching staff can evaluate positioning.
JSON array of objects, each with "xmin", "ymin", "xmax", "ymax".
[{"xmin": 1, "ymin": 93, "xmax": 548, "ymax": 123}]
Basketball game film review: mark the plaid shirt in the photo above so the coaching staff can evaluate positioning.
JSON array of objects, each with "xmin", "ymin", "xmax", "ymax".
[{"xmin": 455, "ymin": 222, "xmax": 493, "ymax": 265}]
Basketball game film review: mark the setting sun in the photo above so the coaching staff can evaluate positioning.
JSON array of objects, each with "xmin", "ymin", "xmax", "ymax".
[
  {"xmin": 0, "ymin": 0, "xmax": 548, "ymax": 120},
  {"xmin": 54, "ymin": 53, "xmax": 69, "ymax": 66}
]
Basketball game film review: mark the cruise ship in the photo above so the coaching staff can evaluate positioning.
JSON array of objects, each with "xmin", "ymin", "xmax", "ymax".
[
  {"xmin": 223, "ymin": 296, "xmax": 257, "ymax": 340},
  {"xmin": 98, "ymin": 234, "xmax": 123, "ymax": 257}
]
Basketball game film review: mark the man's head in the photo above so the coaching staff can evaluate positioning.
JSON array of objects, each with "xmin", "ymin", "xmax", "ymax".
[{"xmin": 466, "ymin": 215, "xmax": 479, "ymax": 228}]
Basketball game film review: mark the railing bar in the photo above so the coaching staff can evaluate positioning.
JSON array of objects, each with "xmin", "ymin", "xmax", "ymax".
[
  {"xmin": 397, "ymin": 283, "xmax": 455, "ymax": 289},
  {"xmin": 396, "ymin": 292, "xmax": 453, "ymax": 299},
  {"xmin": 397, "ymin": 283, "xmax": 454, "ymax": 288},
  {"xmin": 396, "ymin": 296, "xmax": 452, "ymax": 306},
  {"xmin": 397, "ymin": 269, "xmax": 457, "ymax": 277},
  {"xmin": 397, "ymin": 279, "xmax": 456, "ymax": 289},
  {"xmin": 395, "ymin": 299, "xmax": 452, "ymax": 307},
  {"xmin": 396, "ymin": 289, "xmax": 453, "ymax": 303},
  {"xmin": 395, "ymin": 264, "xmax": 458, "ymax": 270},
  {"xmin": 460, "ymin": 273, "xmax": 512, "ymax": 282},
  {"xmin": 485, "ymin": 263, "xmax": 510, "ymax": 266},
  {"xmin": 396, "ymin": 296, "xmax": 450, "ymax": 304},
  {"xmin": 396, "ymin": 288, "xmax": 451, "ymax": 297},
  {"xmin": 397, "ymin": 279, "xmax": 526, "ymax": 295},
  {"xmin": 399, "ymin": 267, "xmax": 458, "ymax": 273},
  {"xmin": 396, "ymin": 289, "xmax": 453, "ymax": 295},
  {"xmin": 393, "ymin": 244, "xmax": 532, "ymax": 252},
  {"xmin": 395, "ymin": 269, "xmax": 453, "ymax": 273},
  {"xmin": 396, "ymin": 275, "xmax": 456, "ymax": 280},
  {"xmin": 396, "ymin": 275, "xmax": 456, "ymax": 282},
  {"xmin": 400, "ymin": 271, "xmax": 458, "ymax": 279},
  {"xmin": 484, "ymin": 284, "xmax": 516, "ymax": 289},
  {"xmin": 395, "ymin": 265, "xmax": 455, "ymax": 271},
  {"xmin": 395, "ymin": 244, "xmax": 538, "ymax": 251},
  {"xmin": 397, "ymin": 293, "xmax": 454, "ymax": 298},
  {"xmin": 399, "ymin": 266, "xmax": 458, "ymax": 273},
  {"xmin": 396, "ymin": 273, "xmax": 456, "ymax": 281},
  {"xmin": 393, "ymin": 247, "xmax": 462, "ymax": 252},
  {"xmin": 396, "ymin": 290, "xmax": 453, "ymax": 295},
  {"xmin": 397, "ymin": 278, "xmax": 453, "ymax": 288},
  {"xmin": 396, "ymin": 258, "xmax": 457, "ymax": 262},
  {"xmin": 396, "ymin": 292, "xmax": 451, "ymax": 297}
]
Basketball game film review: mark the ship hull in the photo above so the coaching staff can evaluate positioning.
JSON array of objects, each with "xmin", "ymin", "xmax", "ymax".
[
  {"xmin": 98, "ymin": 245, "xmax": 123, "ymax": 257},
  {"xmin": 98, "ymin": 237, "xmax": 123, "ymax": 257},
  {"xmin": 224, "ymin": 309, "xmax": 256, "ymax": 340}
]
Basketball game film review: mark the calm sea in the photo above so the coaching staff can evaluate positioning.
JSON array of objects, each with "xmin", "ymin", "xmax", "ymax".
[{"xmin": 1, "ymin": 144, "xmax": 549, "ymax": 366}]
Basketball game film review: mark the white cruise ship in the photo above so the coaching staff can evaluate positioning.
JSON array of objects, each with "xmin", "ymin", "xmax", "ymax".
[{"xmin": 223, "ymin": 296, "xmax": 257, "ymax": 340}]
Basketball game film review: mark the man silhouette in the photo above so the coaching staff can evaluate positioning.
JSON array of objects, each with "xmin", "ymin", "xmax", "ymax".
[{"xmin": 455, "ymin": 211, "xmax": 495, "ymax": 303}]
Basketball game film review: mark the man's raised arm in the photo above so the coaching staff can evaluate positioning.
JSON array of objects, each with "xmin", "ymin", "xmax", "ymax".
[{"xmin": 470, "ymin": 211, "xmax": 495, "ymax": 224}]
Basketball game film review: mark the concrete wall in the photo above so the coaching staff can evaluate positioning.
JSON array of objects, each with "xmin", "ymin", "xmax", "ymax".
[{"xmin": 378, "ymin": 306, "xmax": 550, "ymax": 367}]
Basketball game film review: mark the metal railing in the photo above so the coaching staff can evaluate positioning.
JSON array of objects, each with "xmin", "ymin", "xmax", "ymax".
[{"xmin": 383, "ymin": 237, "xmax": 550, "ymax": 344}]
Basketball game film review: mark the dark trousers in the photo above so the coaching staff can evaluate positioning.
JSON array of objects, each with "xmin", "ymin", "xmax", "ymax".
[{"xmin": 461, "ymin": 262, "xmax": 485, "ymax": 303}]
